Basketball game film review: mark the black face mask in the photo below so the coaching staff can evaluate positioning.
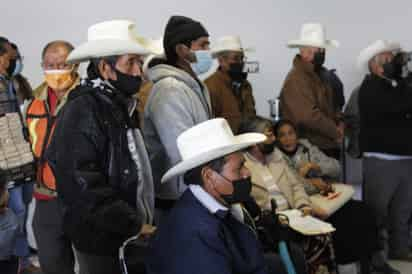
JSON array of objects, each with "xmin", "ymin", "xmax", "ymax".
[
  {"xmin": 220, "ymin": 177, "xmax": 252, "ymax": 205},
  {"xmin": 312, "ymin": 51, "xmax": 325, "ymax": 70},
  {"xmin": 260, "ymin": 142, "xmax": 276, "ymax": 155},
  {"xmin": 228, "ymin": 62, "xmax": 248, "ymax": 82},
  {"xmin": 7, "ymin": 59, "xmax": 16, "ymax": 77},
  {"xmin": 109, "ymin": 68, "xmax": 142, "ymax": 97},
  {"xmin": 383, "ymin": 60, "xmax": 403, "ymax": 80}
]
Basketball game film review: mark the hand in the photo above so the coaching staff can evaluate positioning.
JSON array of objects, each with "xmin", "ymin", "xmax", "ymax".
[
  {"xmin": 300, "ymin": 206, "xmax": 313, "ymax": 216},
  {"xmin": 299, "ymin": 162, "xmax": 321, "ymax": 177},
  {"xmin": 311, "ymin": 205, "xmax": 329, "ymax": 220},
  {"xmin": 336, "ymin": 124, "xmax": 344, "ymax": 144},
  {"xmin": 308, "ymin": 178, "xmax": 333, "ymax": 195},
  {"xmin": 139, "ymin": 224, "xmax": 156, "ymax": 238}
]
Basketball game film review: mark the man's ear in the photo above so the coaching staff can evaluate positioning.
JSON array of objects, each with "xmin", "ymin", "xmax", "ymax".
[
  {"xmin": 98, "ymin": 60, "xmax": 116, "ymax": 81},
  {"xmin": 175, "ymin": 44, "xmax": 187, "ymax": 59},
  {"xmin": 201, "ymin": 166, "xmax": 221, "ymax": 197}
]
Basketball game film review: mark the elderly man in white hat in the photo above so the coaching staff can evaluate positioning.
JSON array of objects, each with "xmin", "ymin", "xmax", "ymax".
[
  {"xmin": 146, "ymin": 118, "xmax": 288, "ymax": 274},
  {"xmin": 280, "ymin": 23, "xmax": 343, "ymax": 159},
  {"xmin": 358, "ymin": 40, "xmax": 412, "ymax": 262},
  {"xmin": 205, "ymin": 35, "xmax": 256, "ymax": 133},
  {"xmin": 46, "ymin": 20, "xmax": 155, "ymax": 274}
]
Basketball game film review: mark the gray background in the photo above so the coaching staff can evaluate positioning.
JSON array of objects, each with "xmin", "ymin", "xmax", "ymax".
[{"xmin": 2, "ymin": 0, "xmax": 412, "ymax": 116}]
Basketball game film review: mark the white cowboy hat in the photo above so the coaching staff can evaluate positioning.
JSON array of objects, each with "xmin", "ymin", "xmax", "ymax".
[
  {"xmin": 67, "ymin": 20, "xmax": 151, "ymax": 64},
  {"xmin": 211, "ymin": 35, "xmax": 254, "ymax": 58},
  {"xmin": 287, "ymin": 23, "xmax": 339, "ymax": 49},
  {"xmin": 141, "ymin": 37, "xmax": 165, "ymax": 76},
  {"xmin": 161, "ymin": 118, "xmax": 266, "ymax": 183},
  {"xmin": 357, "ymin": 40, "xmax": 401, "ymax": 72}
]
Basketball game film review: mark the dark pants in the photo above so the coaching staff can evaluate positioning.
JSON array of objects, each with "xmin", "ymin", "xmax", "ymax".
[
  {"xmin": 32, "ymin": 199, "xmax": 75, "ymax": 274},
  {"xmin": 76, "ymin": 249, "xmax": 120, "ymax": 274},
  {"xmin": 363, "ymin": 157, "xmax": 412, "ymax": 257},
  {"xmin": 0, "ymin": 256, "xmax": 19, "ymax": 274},
  {"xmin": 327, "ymin": 200, "xmax": 379, "ymax": 264}
]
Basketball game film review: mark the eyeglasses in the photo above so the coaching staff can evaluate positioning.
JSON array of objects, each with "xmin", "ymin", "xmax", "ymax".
[{"xmin": 41, "ymin": 62, "xmax": 73, "ymax": 70}]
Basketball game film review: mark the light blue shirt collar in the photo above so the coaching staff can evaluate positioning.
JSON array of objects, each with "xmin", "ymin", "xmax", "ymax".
[{"xmin": 189, "ymin": 184, "xmax": 227, "ymax": 214}]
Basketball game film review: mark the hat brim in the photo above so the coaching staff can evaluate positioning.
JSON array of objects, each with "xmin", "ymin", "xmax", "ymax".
[
  {"xmin": 161, "ymin": 133, "xmax": 266, "ymax": 183},
  {"xmin": 67, "ymin": 39, "xmax": 150, "ymax": 64},
  {"xmin": 211, "ymin": 47, "xmax": 255, "ymax": 58},
  {"xmin": 357, "ymin": 42, "xmax": 401, "ymax": 72},
  {"xmin": 287, "ymin": 39, "xmax": 339, "ymax": 49}
]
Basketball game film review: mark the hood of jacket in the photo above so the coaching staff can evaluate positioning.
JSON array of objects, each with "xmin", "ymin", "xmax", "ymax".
[{"xmin": 148, "ymin": 63, "xmax": 204, "ymax": 92}]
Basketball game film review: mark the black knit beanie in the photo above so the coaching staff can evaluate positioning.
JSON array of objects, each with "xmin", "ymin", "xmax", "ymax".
[{"xmin": 163, "ymin": 15, "xmax": 209, "ymax": 63}]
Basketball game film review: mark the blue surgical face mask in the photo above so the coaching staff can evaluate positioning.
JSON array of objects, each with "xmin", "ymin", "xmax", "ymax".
[
  {"xmin": 190, "ymin": 50, "xmax": 213, "ymax": 75},
  {"xmin": 12, "ymin": 58, "xmax": 23, "ymax": 77}
]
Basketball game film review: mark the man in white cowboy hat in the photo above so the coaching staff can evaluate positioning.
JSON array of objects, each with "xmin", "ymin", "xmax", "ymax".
[
  {"xmin": 358, "ymin": 39, "xmax": 412, "ymax": 262},
  {"xmin": 147, "ymin": 118, "xmax": 287, "ymax": 274},
  {"xmin": 143, "ymin": 15, "xmax": 213, "ymax": 220},
  {"xmin": 205, "ymin": 35, "xmax": 256, "ymax": 133},
  {"xmin": 280, "ymin": 23, "xmax": 344, "ymax": 159},
  {"xmin": 46, "ymin": 20, "xmax": 155, "ymax": 274}
]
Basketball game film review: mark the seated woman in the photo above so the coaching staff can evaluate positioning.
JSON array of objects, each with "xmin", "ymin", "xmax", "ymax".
[
  {"xmin": 241, "ymin": 116, "xmax": 398, "ymax": 274},
  {"xmin": 273, "ymin": 119, "xmax": 398, "ymax": 274}
]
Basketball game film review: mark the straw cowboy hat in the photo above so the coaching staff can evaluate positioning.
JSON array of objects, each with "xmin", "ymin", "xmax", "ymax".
[
  {"xmin": 357, "ymin": 39, "xmax": 401, "ymax": 72},
  {"xmin": 67, "ymin": 19, "xmax": 152, "ymax": 63},
  {"xmin": 161, "ymin": 118, "xmax": 266, "ymax": 183},
  {"xmin": 211, "ymin": 35, "xmax": 254, "ymax": 58},
  {"xmin": 287, "ymin": 23, "xmax": 339, "ymax": 49}
]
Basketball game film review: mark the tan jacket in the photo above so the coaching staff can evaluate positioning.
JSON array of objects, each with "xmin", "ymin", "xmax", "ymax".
[
  {"xmin": 205, "ymin": 69, "xmax": 256, "ymax": 133},
  {"xmin": 244, "ymin": 150, "xmax": 310, "ymax": 211},
  {"xmin": 136, "ymin": 81, "xmax": 153, "ymax": 127},
  {"xmin": 280, "ymin": 55, "xmax": 339, "ymax": 149}
]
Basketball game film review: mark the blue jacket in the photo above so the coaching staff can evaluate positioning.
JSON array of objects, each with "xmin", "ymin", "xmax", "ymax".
[{"xmin": 146, "ymin": 189, "xmax": 268, "ymax": 274}]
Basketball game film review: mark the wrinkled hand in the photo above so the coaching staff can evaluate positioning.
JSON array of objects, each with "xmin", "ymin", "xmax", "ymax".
[
  {"xmin": 308, "ymin": 178, "xmax": 334, "ymax": 195},
  {"xmin": 0, "ymin": 190, "xmax": 9, "ymax": 214},
  {"xmin": 311, "ymin": 205, "xmax": 329, "ymax": 220},
  {"xmin": 301, "ymin": 206, "xmax": 313, "ymax": 216},
  {"xmin": 299, "ymin": 162, "xmax": 321, "ymax": 177},
  {"xmin": 336, "ymin": 124, "xmax": 345, "ymax": 144},
  {"xmin": 139, "ymin": 224, "xmax": 156, "ymax": 239}
]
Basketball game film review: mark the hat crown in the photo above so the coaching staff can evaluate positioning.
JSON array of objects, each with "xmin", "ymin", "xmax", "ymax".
[
  {"xmin": 217, "ymin": 36, "xmax": 243, "ymax": 50},
  {"xmin": 177, "ymin": 119, "xmax": 236, "ymax": 160},
  {"xmin": 87, "ymin": 20, "xmax": 136, "ymax": 42},
  {"xmin": 299, "ymin": 23, "xmax": 327, "ymax": 44},
  {"xmin": 357, "ymin": 39, "xmax": 401, "ymax": 71}
]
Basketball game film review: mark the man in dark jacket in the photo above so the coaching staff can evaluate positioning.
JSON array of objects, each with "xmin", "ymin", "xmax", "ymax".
[
  {"xmin": 358, "ymin": 40, "xmax": 412, "ymax": 262},
  {"xmin": 147, "ymin": 118, "xmax": 288, "ymax": 274},
  {"xmin": 46, "ymin": 20, "xmax": 155, "ymax": 274}
]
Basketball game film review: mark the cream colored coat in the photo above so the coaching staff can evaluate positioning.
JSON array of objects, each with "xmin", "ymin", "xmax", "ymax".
[{"xmin": 244, "ymin": 149, "xmax": 311, "ymax": 211}]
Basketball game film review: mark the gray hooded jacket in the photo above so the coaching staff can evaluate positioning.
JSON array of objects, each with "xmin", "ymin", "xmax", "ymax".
[{"xmin": 143, "ymin": 64, "xmax": 212, "ymax": 201}]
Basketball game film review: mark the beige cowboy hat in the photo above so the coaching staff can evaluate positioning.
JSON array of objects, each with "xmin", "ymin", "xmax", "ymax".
[
  {"xmin": 161, "ymin": 118, "xmax": 266, "ymax": 183},
  {"xmin": 287, "ymin": 23, "xmax": 339, "ymax": 49},
  {"xmin": 67, "ymin": 19, "xmax": 152, "ymax": 64},
  {"xmin": 211, "ymin": 35, "xmax": 254, "ymax": 58}
]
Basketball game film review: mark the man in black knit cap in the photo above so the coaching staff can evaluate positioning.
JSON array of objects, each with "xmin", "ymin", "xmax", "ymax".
[{"xmin": 143, "ymin": 15, "xmax": 214, "ymax": 221}]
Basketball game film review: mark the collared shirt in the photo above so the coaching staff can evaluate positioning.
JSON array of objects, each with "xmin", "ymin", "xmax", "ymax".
[
  {"xmin": 189, "ymin": 184, "xmax": 227, "ymax": 214},
  {"xmin": 189, "ymin": 184, "xmax": 246, "ymax": 223}
]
